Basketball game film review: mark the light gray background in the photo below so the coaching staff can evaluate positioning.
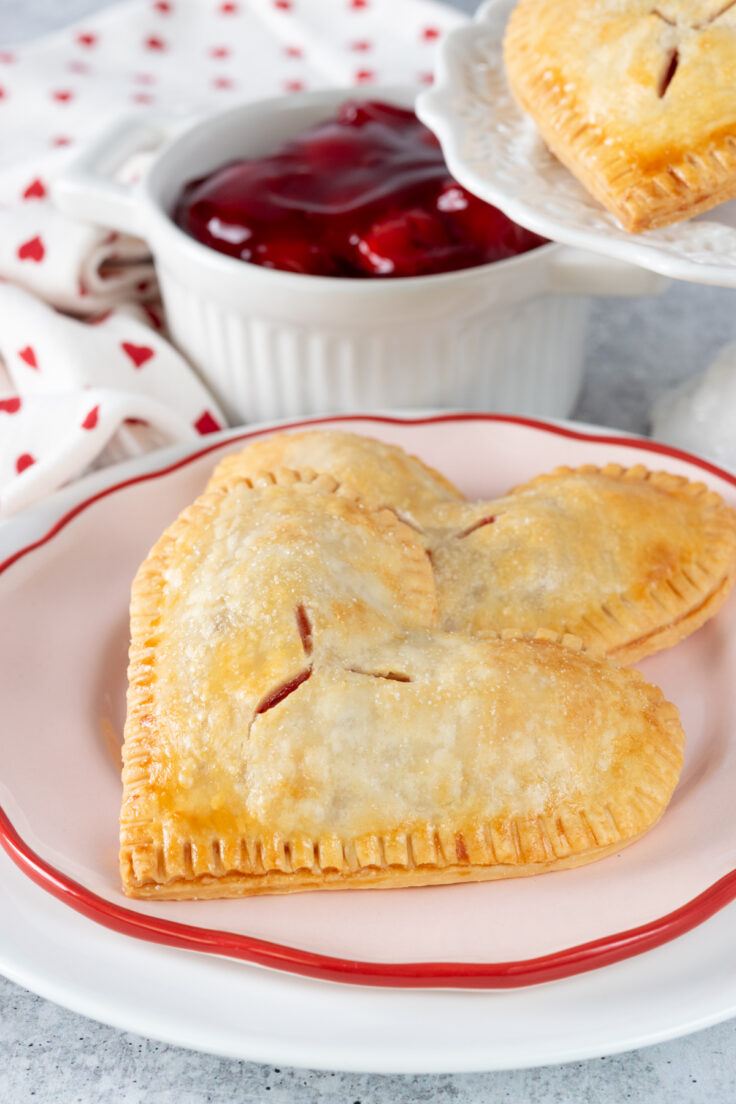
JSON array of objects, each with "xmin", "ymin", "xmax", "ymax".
[{"xmin": 2, "ymin": 0, "xmax": 736, "ymax": 1100}]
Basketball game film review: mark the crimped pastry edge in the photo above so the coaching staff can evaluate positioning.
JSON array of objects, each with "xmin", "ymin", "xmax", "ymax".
[
  {"xmin": 124, "ymin": 831, "xmax": 655, "ymax": 901},
  {"xmin": 206, "ymin": 430, "xmax": 466, "ymax": 504},
  {"xmin": 122, "ymin": 600, "xmax": 684, "ymax": 899},
  {"xmin": 120, "ymin": 466, "xmax": 440, "ymax": 897},
  {"xmin": 502, "ymin": 0, "xmax": 736, "ymax": 232},
  {"xmin": 498, "ymin": 462, "xmax": 736, "ymax": 663}
]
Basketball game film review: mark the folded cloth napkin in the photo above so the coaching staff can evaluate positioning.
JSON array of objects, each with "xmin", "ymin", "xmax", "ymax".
[
  {"xmin": 0, "ymin": 284, "xmax": 224, "ymax": 516},
  {"xmin": 0, "ymin": 0, "xmax": 463, "ymax": 519}
]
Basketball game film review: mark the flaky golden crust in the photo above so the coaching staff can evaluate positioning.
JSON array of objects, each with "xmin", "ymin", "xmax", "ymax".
[
  {"xmin": 206, "ymin": 437, "xmax": 736, "ymax": 664},
  {"xmin": 121, "ymin": 455, "xmax": 685, "ymax": 899},
  {"xmin": 123, "ymin": 625, "xmax": 684, "ymax": 899},
  {"xmin": 126, "ymin": 833, "xmax": 653, "ymax": 900},
  {"xmin": 503, "ymin": 0, "xmax": 736, "ymax": 231},
  {"xmin": 429, "ymin": 463, "xmax": 736, "ymax": 663},
  {"xmin": 121, "ymin": 434, "xmax": 736, "ymax": 901},
  {"xmin": 121, "ymin": 468, "xmax": 438, "ymax": 896},
  {"xmin": 206, "ymin": 429, "xmax": 464, "ymax": 529}
]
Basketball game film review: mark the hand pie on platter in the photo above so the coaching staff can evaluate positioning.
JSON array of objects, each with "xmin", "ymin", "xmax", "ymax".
[
  {"xmin": 503, "ymin": 0, "xmax": 736, "ymax": 231},
  {"xmin": 121, "ymin": 466, "xmax": 684, "ymax": 900}
]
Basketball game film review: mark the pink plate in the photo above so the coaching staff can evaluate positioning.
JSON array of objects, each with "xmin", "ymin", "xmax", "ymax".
[{"xmin": 2, "ymin": 413, "xmax": 736, "ymax": 989}]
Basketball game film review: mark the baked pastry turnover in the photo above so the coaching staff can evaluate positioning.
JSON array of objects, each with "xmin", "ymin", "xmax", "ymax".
[
  {"xmin": 207, "ymin": 429, "xmax": 463, "ymax": 529},
  {"xmin": 208, "ymin": 433, "xmax": 736, "ymax": 664},
  {"xmin": 503, "ymin": 0, "xmax": 736, "ymax": 231},
  {"xmin": 429, "ymin": 464, "xmax": 736, "ymax": 664},
  {"xmin": 120, "ymin": 439, "xmax": 697, "ymax": 900}
]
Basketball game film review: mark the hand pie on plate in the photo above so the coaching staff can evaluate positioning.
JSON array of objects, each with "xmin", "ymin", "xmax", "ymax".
[
  {"xmin": 503, "ymin": 0, "xmax": 736, "ymax": 231},
  {"xmin": 207, "ymin": 429, "xmax": 463, "ymax": 530},
  {"xmin": 121, "ymin": 469, "xmax": 684, "ymax": 899},
  {"xmin": 429, "ymin": 463, "xmax": 736, "ymax": 665},
  {"xmin": 210, "ymin": 433, "xmax": 736, "ymax": 664}
]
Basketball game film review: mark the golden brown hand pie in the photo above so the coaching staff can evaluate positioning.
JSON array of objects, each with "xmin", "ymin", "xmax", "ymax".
[
  {"xmin": 121, "ymin": 460, "xmax": 684, "ymax": 899},
  {"xmin": 430, "ymin": 463, "xmax": 736, "ymax": 664},
  {"xmin": 503, "ymin": 0, "xmax": 736, "ymax": 231},
  {"xmin": 207, "ymin": 429, "xmax": 463, "ymax": 530},
  {"xmin": 209, "ymin": 433, "xmax": 736, "ymax": 664}
]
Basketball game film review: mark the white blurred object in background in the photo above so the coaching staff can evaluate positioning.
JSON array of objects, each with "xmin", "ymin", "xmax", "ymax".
[{"xmin": 651, "ymin": 341, "xmax": 736, "ymax": 471}]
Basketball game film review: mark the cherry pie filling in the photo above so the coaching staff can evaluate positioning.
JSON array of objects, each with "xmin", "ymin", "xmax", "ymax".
[{"xmin": 174, "ymin": 100, "xmax": 546, "ymax": 278}]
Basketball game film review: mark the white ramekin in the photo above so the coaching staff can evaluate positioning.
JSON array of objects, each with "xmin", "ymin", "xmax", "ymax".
[{"xmin": 53, "ymin": 89, "xmax": 667, "ymax": 425}]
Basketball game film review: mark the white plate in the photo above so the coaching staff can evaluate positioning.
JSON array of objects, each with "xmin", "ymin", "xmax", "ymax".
[
  {"xmin": 3, "ymin": 413, "xmax": 736, "ymax": 986},
  {"xmin": 416, "ymin": 0, "xmax": 736, "ymax": 288},
  {"xmin": 2, "ymin": 413, "xmax": 736, "ymax": 1070},
  {"xmin": 3, "ymin": 836, "xmax": 736, "ymax": 1074}
]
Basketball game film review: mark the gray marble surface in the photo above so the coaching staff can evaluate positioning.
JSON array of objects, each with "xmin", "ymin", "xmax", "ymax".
[{"xmin": 3, "ymin": 0, "xmax": 736, "ymax": 1100}]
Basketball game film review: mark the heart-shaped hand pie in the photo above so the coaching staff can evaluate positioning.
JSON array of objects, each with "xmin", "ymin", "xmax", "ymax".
[
  {"xmin": 503, "ymin": 0, "xmax": 736, "ymax": 231},
  {"xmin": 207, "ymin": 431, "xmax": 736, "ymax": 666},
  {"xmin": 428, "ymin": 464, "xmax": 736, "ymax": 664},
  {"xmin": 121, "ymin": 444, "xmax": 690, "ymax": 900},
  {"xmin": 207, "ymin": 428, "xmax": 464, "ymax": 529}
]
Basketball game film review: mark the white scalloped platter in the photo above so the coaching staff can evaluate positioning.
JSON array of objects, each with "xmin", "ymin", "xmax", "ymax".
[{"xmin": 416, "ymin": 0, "xmax": 736, "ymax": 288}]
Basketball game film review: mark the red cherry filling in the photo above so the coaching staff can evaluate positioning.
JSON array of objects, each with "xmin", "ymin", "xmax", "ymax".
[
  {"xmin": 295, "ymin": 604, "xmax": 313, "ymax": 655},
  {"xmin": 354, "ymin": 207, "xmax": 464, "ymax": 277},
  {"xmin": 175, "ymin": 100, "xmax": 546, "ymax": 278},
  {"xmin": 457, "ymin": 515, "xmax": 496, "ymax": 538},
  {"xmin": 256, "ymin": 668, "xmax": 312, "ymax": 715},
  {"xmin": 436, "ymin": 181, "xmax": 541, "ymax": 261},
  {"xmin": 250, "ymin": 236, "xmax": 340, "ymax": 276}
]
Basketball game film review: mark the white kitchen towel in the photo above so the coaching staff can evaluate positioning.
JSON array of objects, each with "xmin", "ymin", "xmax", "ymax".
[
  {"xmin": 0, "ymin": 283, "xmax": 225, "ymax": 516},
  {"xmin": 0, "ymin": 0, "xmax": 463, "ymax": 518}
]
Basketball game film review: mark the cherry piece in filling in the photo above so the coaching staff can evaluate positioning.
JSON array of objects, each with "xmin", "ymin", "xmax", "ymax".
[{"xmin": 174, "ymin": 99, "xmax": 546, "ymax": 278}]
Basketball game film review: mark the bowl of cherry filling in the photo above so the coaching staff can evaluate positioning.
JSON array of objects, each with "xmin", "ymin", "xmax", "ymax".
[{"xmin": 53, "ymin": 88, "xmax": 666, "ymax": 424}]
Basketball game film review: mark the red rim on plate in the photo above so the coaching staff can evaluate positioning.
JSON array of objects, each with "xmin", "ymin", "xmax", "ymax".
[{"xmin": 2, "ymin": 413, "xmax": 736, "ymax": 989}]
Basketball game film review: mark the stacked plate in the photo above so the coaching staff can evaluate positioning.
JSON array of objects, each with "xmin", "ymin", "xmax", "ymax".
[{"xmin": 2, "ymin": 413, "xmax": 736, "ymax": 1071}]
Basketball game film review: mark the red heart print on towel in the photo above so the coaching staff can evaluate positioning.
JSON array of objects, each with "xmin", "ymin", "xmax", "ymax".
[
  {"xmin": 0, "ymin": 397, "xmax": 21, "ymax": 414},
  {"xmin": 17, "ymin": 236, "xmax": 45, "ymax": 262},
  {"xmin": 22, "ymin": 179, "xmax": 46, "ymax": 200},
  {"xmin": 145, "ymin": 35, "xmax": 166, "ymax": 50},
  {"xmin": 194, "ymin": 410, "xmax": 220, "ymax": 434},
  {"xmin": 76, "ymin": 32, "xmax": 97, "ymax": 47},
  {"xmin": 121, "ymin": 341, "xmax": 154, "ymax": 368},
  {"xmin": 81, "ymin": 405, "xmax": 100, "ymax": 430},
  {"xmin": 52, "ymin": 90, "xmax": 74, "ymax": 103},
  {"xmin": 18, "ymin": 346, "xmax": 38, "ymax": 368},
  {"xmin": 15, "ymin": 454, "xmax": 35, "ymax": 474}
]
